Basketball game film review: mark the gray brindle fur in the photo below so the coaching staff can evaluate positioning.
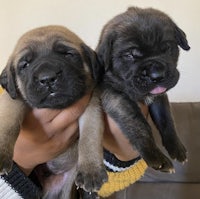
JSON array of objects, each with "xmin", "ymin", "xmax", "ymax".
[{"xmin": 96, "ymin": 7, "xmax": 190, "ymax": 173}]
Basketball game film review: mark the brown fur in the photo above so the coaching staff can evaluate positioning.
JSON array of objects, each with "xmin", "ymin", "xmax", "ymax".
[{"xmin": 0, "ymin": 25, "xmax": 107, "ymax": 198}]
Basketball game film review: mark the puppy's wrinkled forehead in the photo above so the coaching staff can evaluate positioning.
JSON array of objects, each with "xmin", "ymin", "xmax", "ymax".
[
  {"xmin": 128, "ymin": 8, "xmax": 175, "ymax": 40},
  {"xmin": 106, "ymin": 7, "xmax": 176, "ymax": 47},
  {"xmin": 13, "ymin": 25, "xmax": 83, "ymax": 61}
]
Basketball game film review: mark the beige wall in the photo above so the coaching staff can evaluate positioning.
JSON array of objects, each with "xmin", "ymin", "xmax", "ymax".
[{"xmin": 0, "ymin": 0, "xmax": 199, "ymax": 101}]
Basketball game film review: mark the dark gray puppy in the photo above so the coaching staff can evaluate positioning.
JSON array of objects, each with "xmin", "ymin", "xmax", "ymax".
[
  {"xmin": 0, "ymin": 25, "xmax": 107, "ymax": 198},
  {"xmin": 96, "ymin": 7, "xmax": 190, "ymax": 173}
]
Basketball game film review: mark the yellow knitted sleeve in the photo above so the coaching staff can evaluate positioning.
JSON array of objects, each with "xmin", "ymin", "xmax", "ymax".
[{"xmin": 98, "ymin": 158, "xmax": 147, "ymax": 197}]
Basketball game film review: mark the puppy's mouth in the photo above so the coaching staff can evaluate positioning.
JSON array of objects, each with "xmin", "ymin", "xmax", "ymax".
[
  {"xmin": 49, "ymin": 91, "xmax": 58, "ymax": 97},
  {"xmin": 38, "ymin": 91, "xmax": 67, "ymax": 106},
  {"xmin": 26, "ymin": 82, "xmax": 86, "ymax": 109},
  {"xmin": 45, "ymin": 91, "xmax": 60, "ymax": 99},
  {"xmin": 36, "ymin": 91, "xmax": 75, "ymax": 109},
  {"xmin": 150, "ymin": 86, "xmax": 167, "ymax": 95}
]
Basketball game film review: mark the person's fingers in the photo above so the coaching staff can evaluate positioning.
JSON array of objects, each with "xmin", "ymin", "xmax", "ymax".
[
  {"xmin": 33, "ymin": 95, "xmax": 90, "ymax": 131},
  {"xmin": 48, "ymin": 121, "xmax": 79, "ymax": 156},
  {"xmin": 31, "ymin": 108, "xmax": 61, "ymax": 124}
]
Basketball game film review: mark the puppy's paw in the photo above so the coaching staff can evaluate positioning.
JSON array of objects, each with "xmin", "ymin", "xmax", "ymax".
[
  {"xmin": 80, "ymin": 189, "xmax": 99, "ymax": 199},
  {"xmin": 165, "ymin": 139, "xmax": 187, "ymax": 163},
  {"xmin": 0, "ymin": 152, "xmax": 13, "ymax": 175},
  {"xmin": 75, "ymin": 164, "xmax": 108, "ymax": 192},
  {"xmin": 142, "ymin": 149, "xmax": 174, "ymax": 173}
]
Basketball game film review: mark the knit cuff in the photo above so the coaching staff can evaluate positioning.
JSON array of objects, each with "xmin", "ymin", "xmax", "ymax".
[
  {"xmin": 1, "ymin": 162, "xmax": 41, "ymax": 199},
  {"xmin": 99, "ymin": 158, "xmax": 148, "ymax": 197},
  {"xmin": 99, "ymin": 150, "xmax": 148, "ymax": 197},
  {"xmin": 103, "ymin": 149, "xmax": 141, "ymax": 172}
]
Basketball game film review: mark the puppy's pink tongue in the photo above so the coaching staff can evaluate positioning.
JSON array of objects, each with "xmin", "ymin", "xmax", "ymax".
[{"xmin": 150, "ymin": 86, "xmax": 167, "ymax": 94}]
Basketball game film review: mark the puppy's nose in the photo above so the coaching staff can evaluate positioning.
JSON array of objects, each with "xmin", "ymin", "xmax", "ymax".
[
  {"xmin": 38, "ymin": 70, "xmax": 58, "ymax": 86},
  {"xmin": 144, "ymin": 64, "xmax": 166, "ymax": 82}
]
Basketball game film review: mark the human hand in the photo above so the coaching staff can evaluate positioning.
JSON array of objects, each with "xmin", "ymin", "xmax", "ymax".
[
  {"xmin": 14, "ymin": 93, "xmax": 147, "ymax": 175},
  {"xmin": 13, "ymin": 94, "xmax": 90, "ymax": 175}
]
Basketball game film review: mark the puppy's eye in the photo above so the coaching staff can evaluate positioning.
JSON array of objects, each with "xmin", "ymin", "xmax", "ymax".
[
  {"xmin": 131, "ymin": 48, "xmax": 143, "ymax": 58},
  {"xmin": 18, "ymin": 52, "xmax": 33, "ymax": 72},
  {"xmin": 18, "ymin": 60, "xmax": 30, "ymax": 71},
  {"xmin": 57, "ymin": 48, "xmax": 75, "ymax": 58},
  {"xmin": 124, "ymin": 48, "xmax": 143, "ymax": 59},
  {"xmin": 64, "ymin": 51, "xmax": 75, "ymax": 58},
  {"xmin": 54, "ymin": 43, "xmax": 76, "ymax": 58}
]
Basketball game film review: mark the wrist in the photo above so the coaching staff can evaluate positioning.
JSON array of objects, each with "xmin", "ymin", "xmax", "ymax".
[
  {"xmin": 16, "ymin": 164, "xmax": 34, "ymax": 176},
  {"xmin": 113, "ymin": 151, "xmax": 140, "ymax": 162},
  {"xmin": 13, "ymin": 146, "xmax": 38, "ymax": 176},
  {"xmin": 13, "ymin": 156, "xmax": 36, "ymax": 176}
]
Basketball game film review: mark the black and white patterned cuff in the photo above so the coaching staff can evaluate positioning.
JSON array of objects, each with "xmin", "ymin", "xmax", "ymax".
[
  {"xmin": 0, "ymin": 162, "xmax": 41, "ymax": 199},
  {"xmin": 103, "ymin": 149, "xmax": 142, "ymax": 172}
]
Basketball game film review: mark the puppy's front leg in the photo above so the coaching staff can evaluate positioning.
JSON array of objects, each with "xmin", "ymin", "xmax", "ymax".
[
  {"xmin": 101, "ymin": 87, "xmax": 173, "ymax": 172},
  {"xmin": 75, "ymin": 89, "xmax": 108, "ymax": 193},
  {"xmin": 149, "ymin": 94, "xmax": 187, "ymax": 162},
  {"xmin": 0, "ymin": 92, "xmax": 27, "ymax": 174}
]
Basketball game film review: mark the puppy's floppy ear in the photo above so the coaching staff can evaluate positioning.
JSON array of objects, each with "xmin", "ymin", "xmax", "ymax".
[
  {"xmin": 81, "ymin": 43, "xmax": 104, "ymax": 82},
  {"xmin": 174, "ymin": 25, "xmax": 190, "ymax": 51},
  {"xmin": 96, "ymin": 32, "xmax": 116, "ymax": 71},
  {"xmin": 0, "ymin": 60, "xmax": 18, "ymax": 99}
]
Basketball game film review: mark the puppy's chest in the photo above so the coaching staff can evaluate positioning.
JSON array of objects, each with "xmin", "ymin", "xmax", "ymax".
[{"xmin": 143, "ymin": 95, "xmax": 156, "ymax": 105}]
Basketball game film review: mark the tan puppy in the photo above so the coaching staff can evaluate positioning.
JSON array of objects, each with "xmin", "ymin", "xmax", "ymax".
[{"xmin": 0, "ymin": 25, "xmax": 107, "ymax": 198}]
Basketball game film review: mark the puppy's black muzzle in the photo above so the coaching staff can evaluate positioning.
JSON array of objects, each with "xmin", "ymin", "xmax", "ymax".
[{"xmin": 25, "ymin": 59, "xmax": 87, "ymax": 109}]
